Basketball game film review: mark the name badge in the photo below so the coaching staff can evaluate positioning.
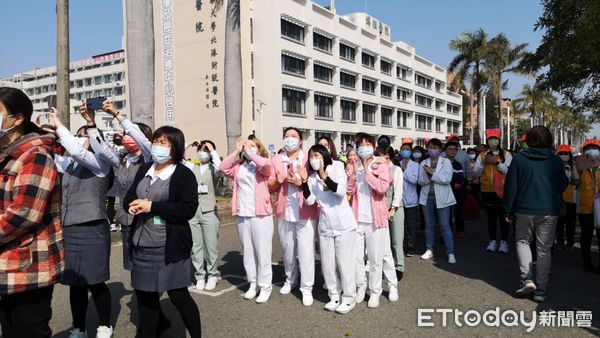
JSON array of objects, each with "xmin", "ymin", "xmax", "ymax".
[
  {"xmin": 153, "ymin": 216, "xmax": 166, "ymax": 225},
  {"xmin": 198, "ymin": 185, "xmax": 209, "ymax": 194}
]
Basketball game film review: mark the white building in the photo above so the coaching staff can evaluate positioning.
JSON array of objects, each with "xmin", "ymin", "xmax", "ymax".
[
  {"xmin": 1, "ymin": 50, "xmax": 128, "ymax": 133},
  {"xmin": 152, "ymin": 0, "xmax": 463, "ymax": 153}
]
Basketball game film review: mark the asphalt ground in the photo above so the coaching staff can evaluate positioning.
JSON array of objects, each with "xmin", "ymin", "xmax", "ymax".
[{"xmin": 45, "ymin": 211, "xmax": 600, "ymax": 337}]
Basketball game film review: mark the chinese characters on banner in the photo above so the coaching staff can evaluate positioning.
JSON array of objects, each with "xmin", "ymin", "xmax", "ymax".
[
  {"xmin": 195, "ymin": 0, "xmax": 221, "ymax": 110},
  {"xmin": 161, "ymin": 0, "xmax": 176, "ymax": 122}
]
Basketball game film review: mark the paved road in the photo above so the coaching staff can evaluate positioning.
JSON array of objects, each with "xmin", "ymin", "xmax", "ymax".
[{"xmin": 47, "ymin": 213, "xmax": 600, "ymax": 337}]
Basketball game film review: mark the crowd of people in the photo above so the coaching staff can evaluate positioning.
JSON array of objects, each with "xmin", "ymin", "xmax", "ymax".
[{"xmin": 0, "ymin": 86, "xmax": 599, "ymax": 337}]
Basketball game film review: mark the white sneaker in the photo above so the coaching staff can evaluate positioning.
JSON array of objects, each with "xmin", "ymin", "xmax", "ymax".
[
  {"xmin": 420, "ymin": 250, "xmax": 434, "ymax": 260},
  {"xmin": 109, "ymin": 224, "xmax": 118, "ymax": 232},
  {"xmin": 302, "ymin": 293, "xmax": 313, "ymax": 307},
  {"xmin": 195, "ymin": 280, "xmax": 205, "ymax": 291},
  {"xmin": 255, "ymin": 288, "xmax": 272, "ymax": 304},
  {"xmin": 498, "ymin": 241, "xmax": 509, "ymax": 253},
  {"xmin": 335, "ymin": 301, "xmax": 356, "ymax": 314},
  {"xmin": 279, "ymin": 282, "xmax": 296, "ymax": 295},
  {"xmin": 324, "ymin": 296, "xmax": 340, "ymax": 311},
  {"xmin": 486, "ymin": 240, "xmax": 498, "ymax": 252},
  {"xmin": 243, "ymin": 283, "xmax": 257, "ymax": 300},
  {"xmin": 356, "ymin": 287, "xmax": 366, "ymax": 304},
  {"xmin": 205, "ymin": 276, "xmax": 218, "ymax": 290},
  {"xmin": 448, "ymin": 254, "xmax": 457, "ymax": 264},
  {"xmin": 96, "ymin": 326, "xmax": 113, "ymax": 338},
  {"xmin": 367, "ymin": 294, "xmax": 380, "ymax": 308},
  {"xmin": 69, "ymin": 329, "xmax": 87, "ymax": 338},
  {"xmin": 388, "ymin": 285, "xmax": 399, "ymax": 302}
]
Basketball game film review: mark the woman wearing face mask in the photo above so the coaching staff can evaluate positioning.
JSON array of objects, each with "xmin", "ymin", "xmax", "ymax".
[
  {"xmin": 0, "ymin": 88, "xmax": 64, "ymax": 338},
  {"xmin": 87, "ymin": 100, "xmax": 154, "ymax": 272},
  {"xmin": 474, "ymin": 128, "xmax": 512, "ymax": 253},
  {"xmin": 411, "ymin": 146, "xmax": 425, "ymax": 163},
  {"xmin": 418, "ymin": 138, "xmax": 457, "ymax": 264},
  {"xmin": 467, "ymin": 148, "xmax": 481, "ymax": 204},
  {"xmin": 49, "ymin": 105, "xmax": 114, "ymax": 338},
  {"xmin": 444, "ymin": 141, "xmax": 466, "ymax": 238},
  {"xmin": 346, "ymin": 133, "xmax": 395, "ymax": 308},
  {"xmin": 268, "ymin": 127, "xmax": 317, "ymax": 306},
  {"xmin": 555, "ymin": 144, "xmax": 576, "ymax": 251},
  {"xmin": 399, "ymin": 139, "xmax": 420, "ymax": 257},
  {"xmin": 188, "ymin": 140, "xmax": 222, "ymax": 291},
  {"xmin": 299, "ymin": 144, "xmax": 357, "ymax": 314},
  {"xmin": 220, "ymin": 135, "xmax": 275, "ymax": 303},
  {"xmin": 124, "ymin": 126, "xmax": 201, "ymax": 337},
  {"xmin": 571, "ymin": 139, "xmax": 600, "ymax": 272}
]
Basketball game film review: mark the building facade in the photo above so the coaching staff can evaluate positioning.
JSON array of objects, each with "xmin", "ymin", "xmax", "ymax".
[
  {"xmin": 153, "ymin": 0, "xmax": 463, "ymax": 153},
  {"xmin": 0, "ymin": 50, "xmax": 128, "ymax": 133}
]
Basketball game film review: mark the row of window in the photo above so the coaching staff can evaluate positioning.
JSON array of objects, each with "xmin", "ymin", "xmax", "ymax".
[
  {"xmin": 24, "ymin": 72, "xmax": 125, "ymax": 97},
  {"xmin": 281, "ymin": 54, "xmax": 458, "ymax": 113},
  {"xmin": 282, "ymin": 88, "xmax": 460, "ymax": 131},
  {"xmin": 281, "ymin": 18, "xmax": 447, "ymax": 89}
]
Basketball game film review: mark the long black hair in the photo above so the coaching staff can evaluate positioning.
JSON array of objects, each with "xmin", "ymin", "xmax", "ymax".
[{"xmin": 308, "ymin": 144, "xmax": 332, "ymax": 175}]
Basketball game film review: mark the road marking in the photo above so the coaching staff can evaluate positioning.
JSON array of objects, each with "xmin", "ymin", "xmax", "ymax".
[{"xmin": 189, "ymin": 274, "xmax": 247, "ymax": 297}]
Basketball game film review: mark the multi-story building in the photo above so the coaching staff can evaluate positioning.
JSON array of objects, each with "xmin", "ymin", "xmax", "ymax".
[
  {"xmin": 0, "ymin": 50, "xmax": 128, "ymax": 132},
  {"xmin": 152, "ymin": 0, "xmax": 462, "ymax": 152}
]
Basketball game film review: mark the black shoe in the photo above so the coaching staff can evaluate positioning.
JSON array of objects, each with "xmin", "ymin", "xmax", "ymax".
[
  {"xmin": 157, "ymin": 316, "xmax": 172, "ymax": 337},
  {"xmin": 405, "ymin": 248, "xmax": 414, "ymax": 257},
  {"xmin": 533, "ymin": 290, "xmax": 546, "ymax": 302},
  {"xmin": 396, "ymin": 270, "xmax": 404, "ymax": 282}
]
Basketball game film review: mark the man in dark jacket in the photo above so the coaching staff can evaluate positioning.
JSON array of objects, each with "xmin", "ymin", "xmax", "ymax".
[{"xmin": 504, "ymin": 126, "xmax": 568, "ymax": 302}]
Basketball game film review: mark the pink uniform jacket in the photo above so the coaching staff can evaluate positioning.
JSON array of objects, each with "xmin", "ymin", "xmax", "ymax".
[
  {"xmin": 347, "ymin": 158, "xmax": 391, "ymax": 229},
  {"xmin": 219, "ymin": 152, "xmax": 274, "ymax": 217},
  {"xmin": 270, "ymin": 153, "xmax": 318, "ymax": 221}
]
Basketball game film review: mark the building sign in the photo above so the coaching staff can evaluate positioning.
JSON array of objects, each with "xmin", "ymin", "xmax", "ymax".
[
  {"xmin": 195, "ymin": 0, "xmax": 223, "ymax": 111},
  {"xmin": 69, "ymin": 50, "xmax": 125, "ymax": 69},
  {"xmin": 161, "ymin": 0, "xmax": 177, "ymax": 122}
]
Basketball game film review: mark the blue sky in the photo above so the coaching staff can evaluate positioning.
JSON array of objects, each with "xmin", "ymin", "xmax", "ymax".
[{"xmin": 1, "ymin": 0, "xmax": 542, "ymax": 100}]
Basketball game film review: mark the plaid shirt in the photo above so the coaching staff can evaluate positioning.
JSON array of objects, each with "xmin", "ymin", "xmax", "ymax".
[{"xmin": 0, "ymin": 133, "xmax": 64, "ymax": 295}]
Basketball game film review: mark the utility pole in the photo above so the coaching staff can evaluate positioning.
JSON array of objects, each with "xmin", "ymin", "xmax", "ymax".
[{"xmin": 56, "ymin": 0, "xmax": 70, "ymax": 128}]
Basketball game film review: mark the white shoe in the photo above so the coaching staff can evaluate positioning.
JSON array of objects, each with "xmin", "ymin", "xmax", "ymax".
[
  {"xmin": 420, "ymin": 250, "xmax": 433, "ymax": 260},
  {"xmin": 448, "ymin": 254, "xmax": 457, "ymax": 264},
  {"xmin": 498, "ymin": 241, "xmax": 509, "ymax": 253},
  {"xmin": 195, "ymin": 280, "xmax": 205, "ymax": 291},
  {"xmin": 279, "ymin": 282, "xmax": 296, "ymax": 295},
  {"xmin": 335, "ymin": 301, "xmax": 356, "ymax": 314},
  {"xmin": 243, "ymin": 283, "xmax": 257, "ymax": 300},
  {"xmin": 388, "ymin": 285, "xmax": 399, "ymax": 302},
  {"xmin": 69, "ymin": 329, "xmax": 87, "ymax": 338},
  {"xmin": 486, "ymin": 240, "xmax": 498, "ymax": 252},
  {"xmin": 302, "ymin": 293, "xmax": 314, "ymax": 307},
  {"xmin": 367, "ymin": 294, "xmax": 380, "ymax": 308},
  {"xmin": 109, "ymin": 224, "xmax": 118, "ymax": 232},
  {"xmin": 324, "ymin": 297, "xmax": 340, "ymax": 311},
  {"xmin": 255, "ymin": 289, "xmax": 272, "ymax": 304},
  {"xmin": 205, "ymin": 276, "xmax": 218, "ymax": 290},
  {"xmin": 356, "ymin": 287, "xmax": 366, "ymax": 304},
  {"xmin": 96, "ymin": 326, "xmax": 113, "ymax": 338}
]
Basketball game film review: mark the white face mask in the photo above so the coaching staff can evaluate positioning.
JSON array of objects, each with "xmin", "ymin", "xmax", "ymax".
[
  {"xmin": 468, "ymin": 153, "xmax": 476, "ymax": 160},
  {"xmin": 310, "ymin": 158, "xmax": 322, "ymax": 171},
  {"xmin": 198, "ymin": 151, "xmax": 211, "ymax": 163},
  {"xmin": 243, "ymin": 147, "xmax": 258, "ymax": 161},
  {"xmin": 0, "ymin": 114, "xmax": 17, "ymax": 138},
  {"xmin": 586, "ymin": 149, "xmax": 600, "ymax": 160}
]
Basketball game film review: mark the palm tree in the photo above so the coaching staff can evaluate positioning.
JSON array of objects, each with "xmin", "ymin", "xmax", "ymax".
[
  {"xmin": 484, "ymin": 33, "xmax": 528, "ymax": 141},
  {"xmin": 514, "ymin": 84, "xmax": 555, "ymax": 125},
  {"xmin": 448, "ymin": 29, "xmax": 489, "ymax": 144},
  {"xmin": 216, "ymin": 0, "xmax": 242, "ymax": 154},
  {"xmin": 125, "ymin": 0, "xmax": 155, "ymax": 126}
]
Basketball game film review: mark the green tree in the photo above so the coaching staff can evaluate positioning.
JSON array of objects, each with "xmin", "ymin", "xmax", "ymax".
[
  {"xmin": 513, "ymin": 84, "xmax": 556, "ymax": 125},
  {"xmin": 484, "ymin": 33, "xmax": 528, "ymax": 140},
  {"xmin": 521, "ymin": 0, "xmax": 600, "ymax": 118}
]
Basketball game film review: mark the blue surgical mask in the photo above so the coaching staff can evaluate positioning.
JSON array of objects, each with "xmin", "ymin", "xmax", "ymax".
[
  {"xmin": 412, "ymin": 152, "xmax": 423, "ymax": 160},
  {"xmin": 400, "ymin": 150, "xmax": 412, "ymax": 159},
  {"xmin": 357, "ymin": 146, "xmax": 374, "ymax": 159},
  {"xmin": 282, "ymin": 137, "xmax": 299, "ymax": 152},
  {"xmin": 198, "ymin": 151, "xmax": 211, "ymax": 163},
  {"xmin": 151, "ymin": 145, "xmax": 171, "ymax": 164}
]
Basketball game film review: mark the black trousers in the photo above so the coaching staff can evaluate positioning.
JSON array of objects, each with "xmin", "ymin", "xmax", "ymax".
[
  {"xmin": 556, "ymin": 203, "xmax": 576, "ymax": 245},
  {"xmin": 482, "ymin": 192, "xmax": 509, "ymax": 241},
  {"xmin": 453, "ymin": 189, "xmax": 466, "ymax": 233},
  {"xmin": 403, "ymin": 206, "xmax": 419, "ymax": 250},
  {"xmin": 0, "ymin": 285, "xmax": 54, "ymax": 338},
  {"xmin": 579, "ymin": 213, "xmax": 600, "ymax": 269}
]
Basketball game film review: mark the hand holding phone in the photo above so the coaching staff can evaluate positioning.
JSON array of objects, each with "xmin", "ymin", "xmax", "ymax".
[{"xmin": 86, "ymin": 96, "xmax": 106, "ymax": 111}]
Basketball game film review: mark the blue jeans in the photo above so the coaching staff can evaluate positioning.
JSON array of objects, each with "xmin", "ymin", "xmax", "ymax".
[{"xmin": 423, "ymin": 198, "xmax": 454, "ymax": 255}]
